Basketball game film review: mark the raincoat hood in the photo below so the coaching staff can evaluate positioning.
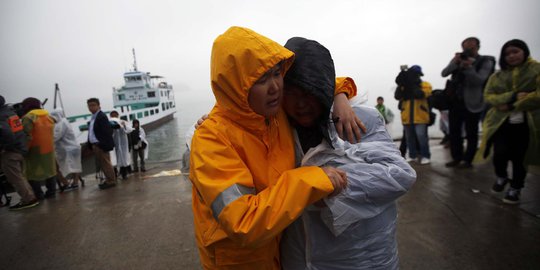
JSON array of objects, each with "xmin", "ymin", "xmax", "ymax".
[
  {"xmin": 284, "ymin": 37, "xmax": 336, "ymax": 118},
  {"xmin": 211, "ymin": 26, "xmax": 294, "ymax": 131},
  {"xmin": 50, "ymin": 108, "xmax": 65, "ymax": 123}
]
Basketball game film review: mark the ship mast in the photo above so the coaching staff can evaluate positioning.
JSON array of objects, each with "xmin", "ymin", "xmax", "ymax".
[
  {"xmin": 53, "ymin": 83, "xmax": 66, "ymax": 114},
  {"xmin": 132, "ymin": 48, "xmax": 138, "ymax": 71}
]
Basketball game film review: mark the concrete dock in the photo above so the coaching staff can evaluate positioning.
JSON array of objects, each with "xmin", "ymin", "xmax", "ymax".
[{"xmin": 0, "ymin": 142, "xmax": 539, "ymax": 270}]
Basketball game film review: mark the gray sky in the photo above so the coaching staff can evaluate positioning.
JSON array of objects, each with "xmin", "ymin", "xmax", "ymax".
[{"xmin": 1, "ymin": 0, "xmax": 539, "ymax": 117}]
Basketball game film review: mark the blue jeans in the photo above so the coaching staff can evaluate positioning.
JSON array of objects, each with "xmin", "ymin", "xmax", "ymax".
[{"xmin": 404, "ymin": 124, "xmax": 430, "ymax": 159}]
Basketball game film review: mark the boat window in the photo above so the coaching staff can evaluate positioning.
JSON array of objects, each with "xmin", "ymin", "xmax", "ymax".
[
  {"xmin": 130, "ymin": 114, "xmax": 135, "ymax": 121},
  {"xmin": 155, "ymin": 109, "xmax": 159, "ymax": 114},
  {"xmin": 150, "ymin": 110, "xmax": 154, "ymax": 115},
  {"xmin": 144, "ymin": 111, "xmax": 149, "ymax": 117},
  {"xmin": 121, "ymin": 106, "xmax": 124, "ymax": 113},
  {"xmin": 118, "ymin": 94, "xmax": 125, "ymax": 100},
  {"xmin": 120, "ymin": 115, "xmax": 128, "ymax": 121},
  {"xmin": 148, "ymin": 91, "xmax": 156, "ymax": 98},
  {"xmin": 162, "ymin": 103, "xmax": 165, "ymax": 111}
]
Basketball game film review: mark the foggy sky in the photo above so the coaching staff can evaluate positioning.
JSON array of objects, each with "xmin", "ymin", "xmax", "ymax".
[{"xmin": 1, "ymin": 0, "xmax": 539, "ymax": 118}]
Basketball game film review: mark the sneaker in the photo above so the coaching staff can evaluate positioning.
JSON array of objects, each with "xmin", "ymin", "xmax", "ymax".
[
  {"xmin": 9, "ymin": 199, "xmax": 39, "ymax": 211},
  {"xmin": 419, "ymin": 158, "xmax": 431, "ymax": 165},
  {"xmin": 405, "ymin": 157, "xmax": 416, "ymax": 162},
  {"xmin": 503, "ymin": 188, "xmax": 520, "ymax": 204},
  {"xmin": 445, "ymin": 160, "xmax": 460, "ymax": 167},
  {"xmin": 491, "ymin": 177, "xmax": 508, "ymax": 193},
  {"xmin": 98, "ymin": 182, "xmax": 116, "ymax": 190}
]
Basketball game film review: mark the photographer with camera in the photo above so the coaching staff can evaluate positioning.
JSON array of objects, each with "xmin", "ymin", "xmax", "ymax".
[
  {"xmin": 395, "ymin": 65, "xmax": 433, "ymax": 165},
  {"xmin": 441, "ymin": 37, "xmax": 495, "ymax": 169}
]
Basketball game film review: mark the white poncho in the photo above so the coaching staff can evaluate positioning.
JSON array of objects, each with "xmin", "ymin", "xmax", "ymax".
[{"xmin": 281, "ymin": 105, "xmax": 416, "ymax": 270}]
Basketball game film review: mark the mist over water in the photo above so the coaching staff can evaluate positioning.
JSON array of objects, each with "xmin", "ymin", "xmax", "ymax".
[{"xmin": 145, "ymin": 93, "xmax": 214, "ymax": 163}]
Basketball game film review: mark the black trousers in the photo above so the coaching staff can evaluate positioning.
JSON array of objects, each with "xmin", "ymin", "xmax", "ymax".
[
  {"xmin": 492, "ymin": 120, "xmax": 529, "ymax": 189},
  {"xmin": 29, "ymin": 177, "xmax": 57, "ymax": 199},
  {"xmin": 449, "ymin": 101, "xmax": 481, "ymax": 163}
]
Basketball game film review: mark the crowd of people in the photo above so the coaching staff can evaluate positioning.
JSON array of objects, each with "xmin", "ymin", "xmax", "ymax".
[
  {"xmin": 393, "ymin": 36, "xmax": 539, "ymax": 205},
  {"xmin": 0, "ymin": 96, "xmax": 149, "ymax": 210},
  {"xmin": 1, "ymin": 25, "xmax": 538, "ymax": 269}
]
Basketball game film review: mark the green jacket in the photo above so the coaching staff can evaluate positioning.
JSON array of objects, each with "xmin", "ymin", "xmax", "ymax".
[
  {"xmin": 22, "ymin": 109, "xmax": 57, "ymax": 181},
  {"xmin": 475, "ymin": 58, "xmax": 540, "ymax": 166}
]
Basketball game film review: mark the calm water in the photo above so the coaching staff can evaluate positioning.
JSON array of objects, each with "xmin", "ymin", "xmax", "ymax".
[{"xmin": 145, "ymin": 95, "xmax": 214, "ymax": 164}]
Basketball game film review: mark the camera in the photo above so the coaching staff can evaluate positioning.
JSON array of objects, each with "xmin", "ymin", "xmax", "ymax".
[
  {"xmin": 400, "ymin": 65, "xmax": 408, "ymax": 71},
  {"xmin": 460, "ymin": 49, "xmax": 473, "ymax": 60}
]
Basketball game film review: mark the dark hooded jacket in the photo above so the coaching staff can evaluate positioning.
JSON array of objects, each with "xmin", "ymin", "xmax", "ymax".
[
  {"xmin": 0, "ymin": 96, "xmax": 27, "ymax": 154},
  {"xmin": 284, "ymin": 37, "xmax": 336, "ymax": 153}
]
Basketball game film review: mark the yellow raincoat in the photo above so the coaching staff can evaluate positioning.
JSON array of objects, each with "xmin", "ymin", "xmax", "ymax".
[
  {"xmin": 189, "ymin": 27, "xmax": 334, "ymax": 269},
  {"xmin": 22, "ymin": 109, "xmax": 56, "ymax": 181},
  {"xmin": 400, "ymin": 81, "xmax": 433, "ymax": 125}
]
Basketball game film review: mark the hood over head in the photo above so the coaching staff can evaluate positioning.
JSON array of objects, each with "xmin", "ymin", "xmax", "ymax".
[
  {"xmin": 50, "ymin": 108, "xmax": 65, "ymax": 123},
  {"xmin": 284, "ymin": 37, "xmax": 336, "ymax": 120},
  {"xmin": 210, "ymin": 26, "xmax": 294, "ymax": 129}
]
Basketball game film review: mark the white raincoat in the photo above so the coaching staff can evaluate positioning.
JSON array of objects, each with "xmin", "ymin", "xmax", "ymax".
[
  {"xmin": 280, "ymin": 105, "xmax": 417, "ymax": 270},
  {"xmin": 110, "ymin": 117, "xmax": 133, "ymax": 168},
  {"xmin": 50, "ymin": 108, "xmax": 82, "ymax": 177}
]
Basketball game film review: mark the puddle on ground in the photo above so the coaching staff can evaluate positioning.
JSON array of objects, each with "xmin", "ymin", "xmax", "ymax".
[{"xmin": 143, "ymin": 169, "xmax": 183, "ymax": 179}]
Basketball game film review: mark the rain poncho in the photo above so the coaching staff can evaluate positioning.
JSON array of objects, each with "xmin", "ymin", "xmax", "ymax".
[
  {"xmin": 189, "ymin": 27, "xmax": 335, "ymax": 270},
  {"xmin": 22, "ymin": 108, "xmax": 57, "ymax": 181},
  {"xmin": 281, "ymin": 105, "xmax": 417, "ymax": 270},
  {"xmin": 475, "ymin": 58, "xmax": 540, "ymax": 166},
  {"xmin": 110, "ymin": 117, "xmax": 133, "ymax": 167},
  {"xmin": 50, "ymin": 109, "xmax": 82, "ymax": 176}
]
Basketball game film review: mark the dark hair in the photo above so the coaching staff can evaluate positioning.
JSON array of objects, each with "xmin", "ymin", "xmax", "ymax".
[
  {"xmin": 87, "ymin": 98, "xmax": 100, "ymax": 105},
  {"xmin": 110, "ymin": 110, "xmax": 119, "ymax": 117},
  {"xmin": 462, "ymin": 37, "xmax": 480, "ymax": 48},
  {"xmin": 377, "ymin": 96, "xmax": 384, "ymax": 101},
  {"xmin": 21, "ymin": 97, "xmax": 42, "ymax": 115},
  {"xmin": 132, "ymin": 119, "xmax": 140, "ymax": 125},
  {"xmin": 499, "ymin": 39, "xmax": 530, "ymax": 70}
]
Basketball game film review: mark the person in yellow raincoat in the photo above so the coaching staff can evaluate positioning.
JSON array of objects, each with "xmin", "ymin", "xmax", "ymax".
[
  {"xmin": 189, "ymin": 26, "xmax": 348, "ymax": 269},
  {"xmin": 20, "ymin": 97, "xmax": 57, "ymax": 199},
  {"xmin": 476, "ymin": 39, "xmax": 540, "ymax": 204}
]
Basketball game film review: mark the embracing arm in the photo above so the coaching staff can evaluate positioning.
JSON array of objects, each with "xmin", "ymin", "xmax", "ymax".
[
  {"xmin": 189, "ymin": 125, "xmax": 335, "ymax": 247},
  {"xmin": 332, "ymin": 77, "xmax": 366, "ymax": 143}
]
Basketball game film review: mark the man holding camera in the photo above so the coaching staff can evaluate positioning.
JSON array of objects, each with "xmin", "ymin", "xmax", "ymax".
[{"xmin": 441, "ymin": 37, "xmax": 495, "ymax": 169}]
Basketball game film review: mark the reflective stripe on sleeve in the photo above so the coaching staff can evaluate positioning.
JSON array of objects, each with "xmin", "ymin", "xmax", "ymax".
[{"xmin": 211, "ymin": 183, "xmax": 256, "ymax": 221}]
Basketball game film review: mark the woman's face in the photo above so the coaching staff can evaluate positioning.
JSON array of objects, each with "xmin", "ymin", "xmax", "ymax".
[
  {"xmin": 248, "ymin": 64, "xmax": 284, "ymax": 118},
  {"xmin": 283, "ymin": 84, "xmax": 323, "ymax": 127},
  {"xmin": 504, "ymin": 46, "xmax": 525, "ymax": 68}
]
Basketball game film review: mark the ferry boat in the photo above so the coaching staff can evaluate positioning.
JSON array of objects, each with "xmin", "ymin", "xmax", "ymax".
[{"xmin": 66, "ymin": 50, "xmax": 176, "ymax": 144}]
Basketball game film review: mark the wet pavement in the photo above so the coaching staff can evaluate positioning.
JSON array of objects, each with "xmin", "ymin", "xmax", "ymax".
[{"xmin": 0, "ymin": 141, "xmax": 539, "ymax": 270}]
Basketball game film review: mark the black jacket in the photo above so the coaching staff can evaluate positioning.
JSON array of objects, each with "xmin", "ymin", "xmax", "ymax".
[
  {"xmin": 88, "ymin": 111, "xmax": 114, "ymax": 152},
  {"xmin": 0, "ymin": 104, "xmax": 28, "ymax": 154}
]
